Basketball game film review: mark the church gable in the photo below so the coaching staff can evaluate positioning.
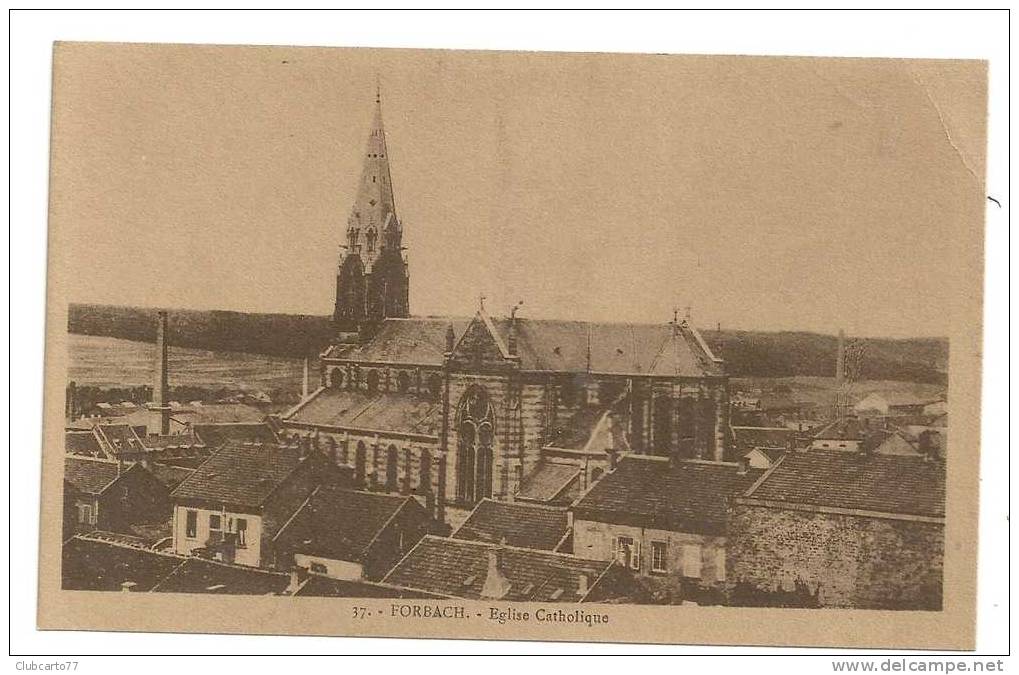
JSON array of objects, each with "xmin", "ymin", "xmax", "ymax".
[{"xmin": 449, "ymin": 314, "xmax": 511, "ymax": 368}]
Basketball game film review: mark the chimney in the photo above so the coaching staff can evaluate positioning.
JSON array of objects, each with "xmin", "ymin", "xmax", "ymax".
[
  {"xmin": 302, "ymin": 356, "xmax": 310, "ymax": 401},
  {"xmin": 576, "ymin": 573, "xmax": 589, "ymax": 597},
  {"xmin": 147, "ymin": 311, "xmax": 171, "ymax": 436},
  {"xmin": 835, "ymin": 329, "xmax": 846, "ymax": 389},
  {"xmin": 286, "ymin": 566, "xmax": 309, "ymax": 595},
  {"xmin": 66, "ymin": 380, "xmax": 77, "ymax": 422},
  {"xmin": 606, "ymin": 448, "xmax": 618, "ymax": 471},
  {"xmin": 480, "ymin": 547, "xmax": 512, "ymax": 600},
  {"xmin": 445, "ymin": 323, "xmax": 456, "ymax": 354},
  {"xmin": 508, "ymin": 301, "xmax": 523, "ymax": 357},
  {"xmin": 120, "ymin": 581, "xmax": 137, "ymax": 593}
]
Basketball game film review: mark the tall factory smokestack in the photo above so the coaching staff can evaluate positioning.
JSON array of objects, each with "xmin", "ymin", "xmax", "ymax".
[
  {"xmin": 835, "ymin": 329, "xmax": 846, "ymax": 388},
  {"xmin": 832, "ymin": 328, "xmax": 851, "ymax": 421},
  {"xmin": 147, "ymin": 310, "xmax": 172, "ymax": 436},
  {"xmin": 302, "ymin": 356, "xmax": 310, "ymax": 401}
]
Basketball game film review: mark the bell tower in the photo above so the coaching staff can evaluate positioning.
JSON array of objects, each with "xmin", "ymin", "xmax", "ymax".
[{"xmin": 333, "ymin": 86, "xmax": 410, "ymax": 336}]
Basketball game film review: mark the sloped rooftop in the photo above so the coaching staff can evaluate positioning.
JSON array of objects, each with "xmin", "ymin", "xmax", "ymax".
[
  {"xmin": 64, "ymin": 457, "xmax": 123, "ymax": 495},
  {"xmin": 572, "ymin": 456, "xmax": 763, "ymax": 535},
  {"xmin": 171, "ymin": 443, "xmax": 309, "ymax": 508},
  {"xmin": 275, "ymin": 486, "xmax": 417, "ymax": 562},
  {"xmin": 383, "ymin": 536, "xmax": 618, "ymax": 602},
  {"xmin": 744, "ymin": 451, "xmax": 945, "ymax": 518},
  {"xmin": 452, "ymin": 499, "xmax": 570, "ymax": 551},
  {"xmin": 284, "ymin": 388, "xmax": 441, "ymax": 437},
  {"xmin": 321, "ymin": 316, "xmax": 724, "ymax": 377}
]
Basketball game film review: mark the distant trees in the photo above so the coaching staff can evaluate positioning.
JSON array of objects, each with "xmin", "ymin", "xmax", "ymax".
[{"xmin": 68, "ymin": 304, "xmax": 948, "ymax": 385}]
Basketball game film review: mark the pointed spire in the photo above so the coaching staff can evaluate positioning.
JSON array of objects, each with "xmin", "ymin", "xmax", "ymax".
[{"xmin": 346, "ymin": 83, "xmax": 399, "ymax": 265}]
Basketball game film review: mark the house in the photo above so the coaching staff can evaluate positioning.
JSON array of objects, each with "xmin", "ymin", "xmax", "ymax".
[
  {"xmin": 743, "ymin": 446, "xmax": 785, "ymax": 470},
  {"xmin": 871, "ymin": 430, "xmax": 922, "ymax": 457},
  {"xmin": 151, "ymin": 558, "xmax": 291, "ymax": 595},
  {"xmin": 63, "ymin": 456, "xmax": 172, "ymax": 540},
  {"xmin": 63, "ymin": 534, "xmax": 429, "ymax": 597},
  {"xmin": 854, "ymin": 392, "xmax": 932, "ymax": 417},
  {"xmin": 731, "ymin": 426, "xmax": 795, "ymax": 468},
  {"xmin": 382, "ymin": 535, "xmax": 648, "ymax": 603},
  {"xmin": 271, "ymin": 486, "xmax": 434, "ymax": 581},
  {"xmin": 169, "ymin": 443, "xmax": 350, "ymax": 568},
  {"xmin": 62, "ymin": 534, "xmax": 187, "ymax": 592},
  {"xmin": 570, "ymin": 455, "xmax": 763, "ymax": 601},
  {"xmin": 64, "ymin": 423, "xmax": 209, "ymax": 467},
  {"xmin": 728, "ymin": 451, "xmax": 945, "ymax": 609},
  {"xmin": 451, "ymin": 498, "xmax": 571, "ymax": 552},
  {"xmin": 289, "ymin": 573, "xmax": 442, "ymax": 598},
  {"xmin": 809, "ymin": 418, "xmax": 869, "ymax": 452}
]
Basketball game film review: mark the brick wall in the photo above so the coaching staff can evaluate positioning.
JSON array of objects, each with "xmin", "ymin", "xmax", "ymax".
[{"xmin": 728, "ymin": 502, "xmax": 944, "ymax": 609}]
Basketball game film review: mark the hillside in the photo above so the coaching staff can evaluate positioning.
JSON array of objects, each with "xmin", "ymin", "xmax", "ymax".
[{"xmin": 68, "ymin": 303, "xmax": 948, "ymax": 384}]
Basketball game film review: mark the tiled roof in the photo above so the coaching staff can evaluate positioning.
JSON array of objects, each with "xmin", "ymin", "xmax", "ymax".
[
  {"xmin": 293, "ymin": 575, "xmax": 441, "ymax": 598},
  {"xmin": 744, "ymin": 451, "xmax": 945, "ymax": 518},
  {"xmin": 812, "ymin": 418, "xmax": 869, "ymax": 441},
  {"xmin": 94, "ymin": 423, "xmax": 148, "ymax": 454},
  {"xmin": 516, "ymin": 463, "xmax": 582, "ymax": 504},
  {"xmin": 323, "ymin": 316, "xmax": 724, "ymax": 377},
  {"xmin": 383, "ymin": 536, "xmax": 618, "ymax": 602},
  {"xmin": 194, "ymin": 422, "xmax": 278, "ymax": 448},
  {"xmin": 63, "ymin": 457, "xmax": 123, "ymax": 495},
  {"xmin": 147, "ymin": 463, "xmax": 197, "ymax": 491},
  {"xmin": 62, "ymin": 536, "xmax": 185, "ymax": 592},
  {"xmin": 171, "ymin": 444, "xmax": 310, "ymax": 508},
  {"xmin": 65, "ymin": 430, "xmax": 102, "ymax": 457},
  {"xmin": 324, "ymin": 318, "xmax": 471, "ymax": 365},
  {"xmin": 452, "ymin": 499, "xmax": 570, "ymax": 551},
  {"xmin": 572, "ymin": 456, "xmax": 763, "ymax": 535},
  {"xmin": 275, "ymin": 487, "xmax": 414, "ymax": 561},
  {"xmin": 732, "ymin": 426, "xmax": 796, "ymax": 452},
  {"xmin": 152, "ymin": 558, "xmax": 290, "ymax": 595},
  {"xmin": 172, "ymin": 403, "xmax": 267, "ymax": 424},
  {"xmin": 285, "ymin": 388, "xmax": 441, "ymax": 437},
  {"xmin": 496, "ymin": 317, "xmax": 723, "ymax": 376}
]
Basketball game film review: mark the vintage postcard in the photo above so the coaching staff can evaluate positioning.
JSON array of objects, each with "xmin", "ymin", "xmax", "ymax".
[{"xmin": 38, "ymin": 42, "xmax": 987, "ymax": 649}]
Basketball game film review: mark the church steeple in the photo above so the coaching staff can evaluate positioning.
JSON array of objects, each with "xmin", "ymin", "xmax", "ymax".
[
  {"xmin": 346, "ymin": 85, "xmax": 401, "ymax": 264},
  {"xmin": 334, "ymin": 85, "xmax": 410, "ymax": 335}
]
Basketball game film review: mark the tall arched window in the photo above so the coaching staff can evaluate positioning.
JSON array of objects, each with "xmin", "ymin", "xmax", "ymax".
[
  {"xmin": 456, "ymin": 385, "xmax": 495, "ymax": 505},
  {"xmin": 330, "ymin": 368, "xmax": 344, "ymax": 389},
  {"xmin": 366, "ymin": 370, "xmax": 380, "ymax": 394},
  {"xmin": 418, "ymin": 448, "xmax": 432, "ymax": 494},
  {"xmin": 355, "ymin": 441, "xmax": 367, "ymax": 487},
  {"xmin": 386, "ymin": 445, "xmax": 399, "ymax": 491},
  {"xmin": 396, "ymin": 371, "xmax": 410, "ymax": 394}
]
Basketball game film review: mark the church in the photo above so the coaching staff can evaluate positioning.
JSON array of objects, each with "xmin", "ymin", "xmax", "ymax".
[{"xmin": 281, "ymin": 91, "xmax": 732, "ymax": 525}]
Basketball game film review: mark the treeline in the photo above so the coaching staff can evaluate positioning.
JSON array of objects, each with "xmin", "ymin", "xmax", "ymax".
[
  {"xmin": 709, "ymin": 330, "xmax": 947, "ymax": 385},
  {"xmin": 68, "ymin": 303, "xmax": 948, "ymax": 384},
  {"xmin": 69, "ymin": 303, "xmax": 335, "ymax": 358}
]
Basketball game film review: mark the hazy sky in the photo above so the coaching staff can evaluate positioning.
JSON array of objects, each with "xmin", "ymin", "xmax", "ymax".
[{"xmin": 51, "ymin": 45, "xmax": 986, "ymax": 337}]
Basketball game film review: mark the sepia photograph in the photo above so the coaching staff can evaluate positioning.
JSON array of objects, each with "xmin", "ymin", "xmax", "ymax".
[{"xmin": 23, "ymin": 15, "xmax": 999, "ymax": 656}]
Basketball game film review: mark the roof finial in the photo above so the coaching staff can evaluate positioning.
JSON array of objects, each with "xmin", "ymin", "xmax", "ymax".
[
  {"xmin": 375, "ymin": 73, "xmax": 381, "ymax": 104},
  {"xmin": 478, "ymin": 293, "xmax": 486, "ymax": 312}
]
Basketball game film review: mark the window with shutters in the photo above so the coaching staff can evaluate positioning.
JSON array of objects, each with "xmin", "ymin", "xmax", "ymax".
[
  {"xmin": 236, "ymin": 518, "xmax": 248, "ymax": 547},
  {"xmin": 682, "ymin": 544, "xmax": 702, "ymax": 578},
  {"xmin": 185, "ymin": 510, "xmax": 198, "ymax": 539},
  {"xmin": 614, "ymin": 535, "xmax": 640, "ymax": 571},
  {"xmin": 714, "ymin": 548, "xmax": 726, "ymax": 581},
  {"xmin": 651, "ymin": 541, "xmax": 668, "ymax": 573}
]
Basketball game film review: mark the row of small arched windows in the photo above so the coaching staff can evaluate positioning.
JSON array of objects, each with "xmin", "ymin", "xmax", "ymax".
[{"xmin": 330, "ymin": 367, "xmax": 442, "ymax": 400}]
